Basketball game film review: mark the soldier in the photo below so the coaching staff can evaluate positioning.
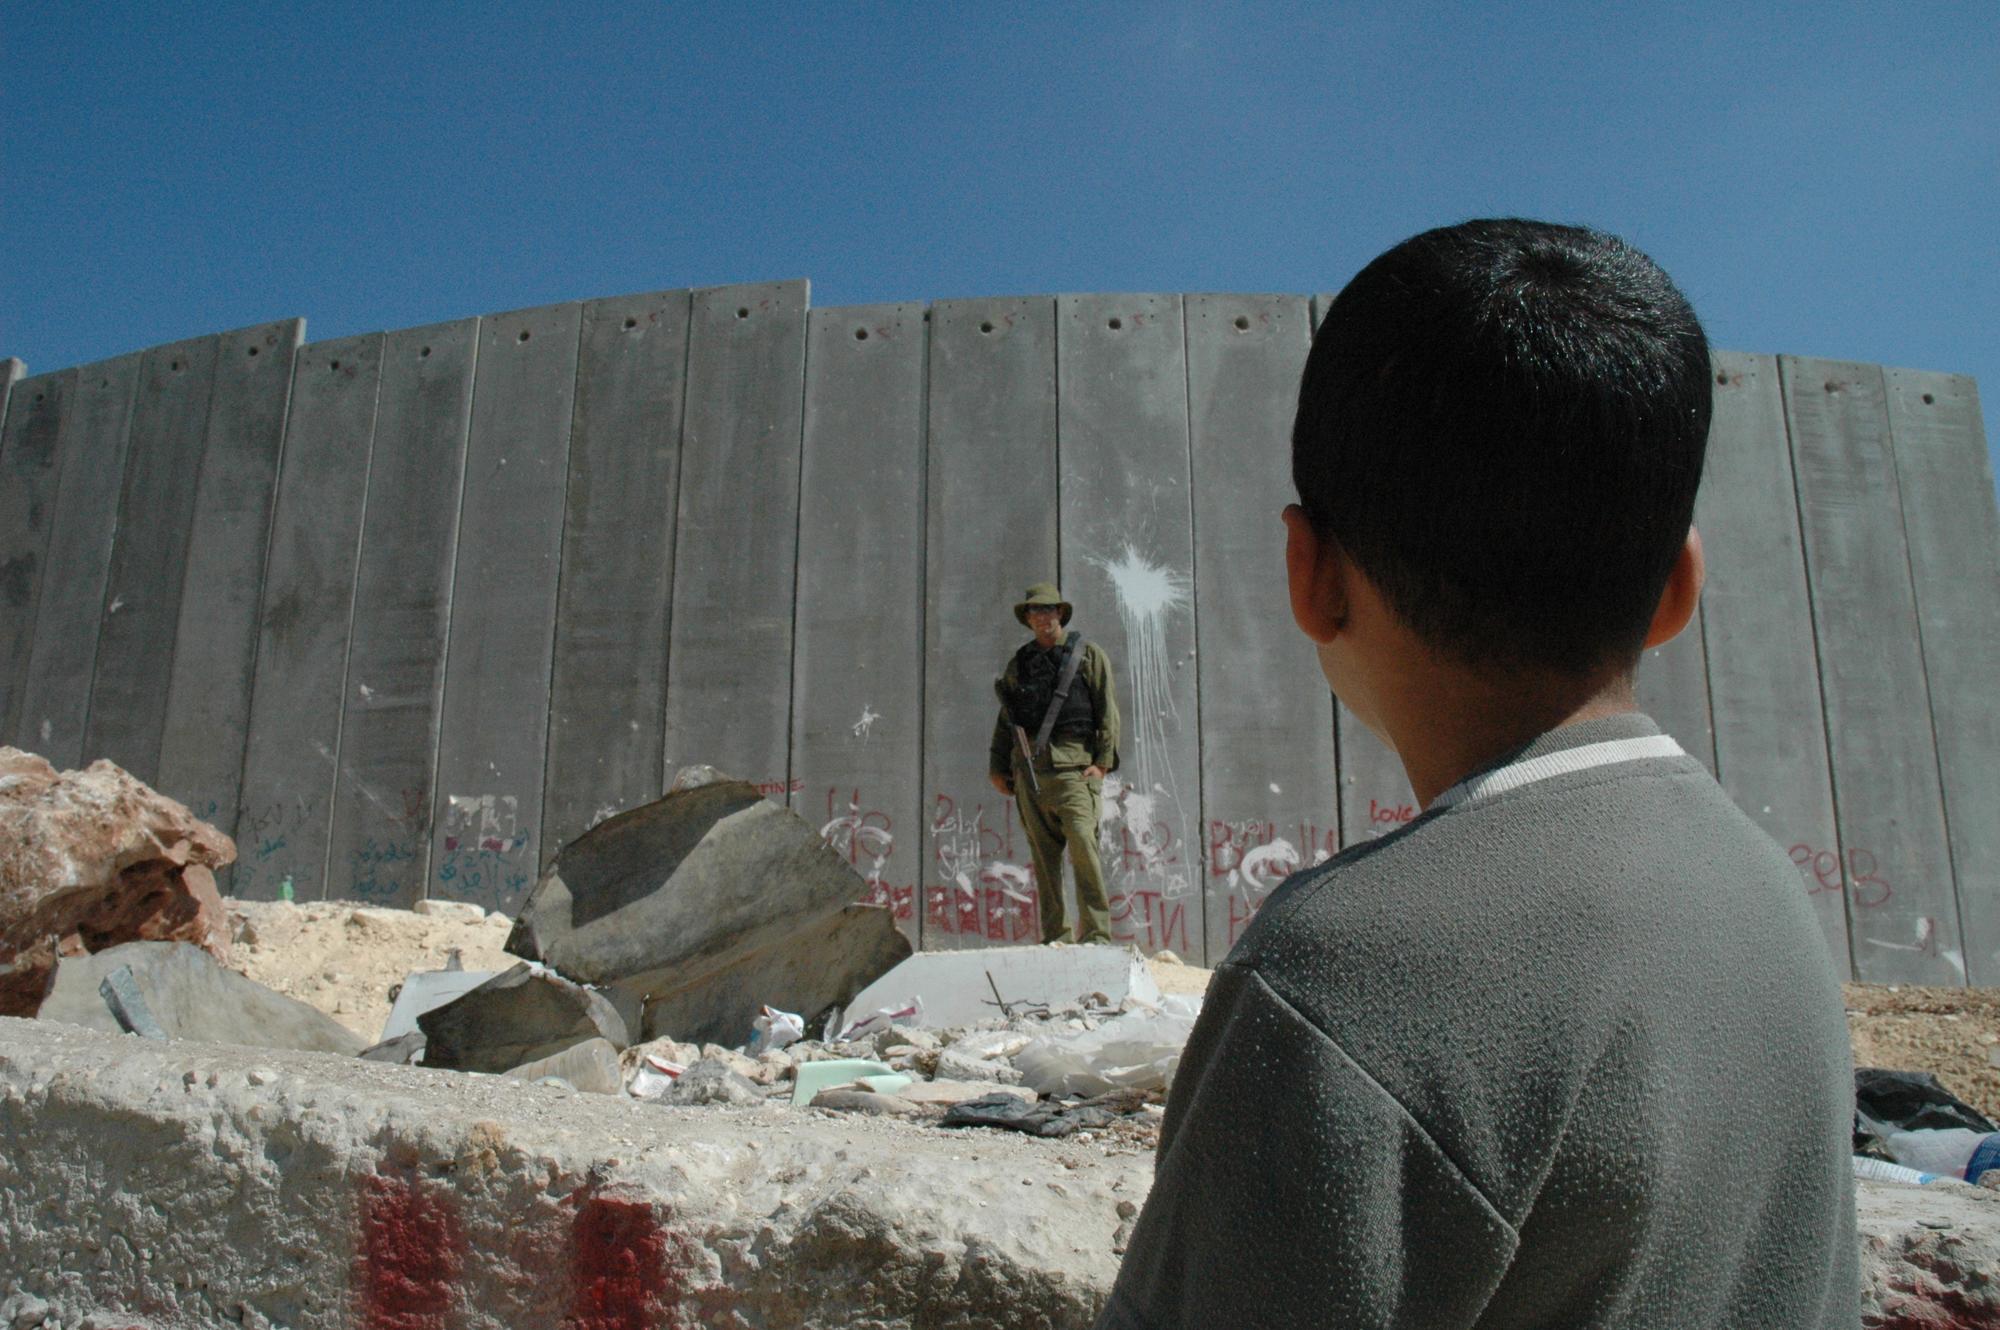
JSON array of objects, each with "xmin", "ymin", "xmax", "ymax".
[{"xmin": 988, "ymin": 583, "xmax": 1121, "ymax": 945}]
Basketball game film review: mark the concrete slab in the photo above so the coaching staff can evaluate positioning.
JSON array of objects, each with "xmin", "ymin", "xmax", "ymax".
[
  {"xmin": 416, "ymin": 961, "xmax": 628, "ymax": 1075},
  {"xmin": 837, "ymin": 943, "xmax": 1162, "ymax": 1032},
  {"xmin": 378, "ymin": 967, "xmax": 500, "ymax": 1042},
  {"xmin": 37, "ymin": 940, "xmax": 365, "ymax": 1055}
]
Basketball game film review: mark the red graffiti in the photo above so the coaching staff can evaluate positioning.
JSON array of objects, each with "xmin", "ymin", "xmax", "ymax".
[
  {"xmin": 1227, "ymin": 891, "xmax": 1264, "ymax": 947},
  {"xmin": 753, "ymin": 777, "xmax": 806, "ymax": 797},
  {"xmin": 1788, "ymin": 843, "xmax": 1893, "ymax": 909},
  {"xmin": 567, "ymin": 1194, "xmax": 683, "ymax": 1330},
  {"xmin": 357, "ymin": 1175, "xmax": 463, "ymax": 1330},
  {"xmin": 1110, "ymin": 888, "xmax": 1189, "ymax": 954},
  {"xmin": 1368, "ymin": 798, "xmax": 1415, "ymax": 827},
  {"xmin": 861, "ymin": 879, "xmax": 918, "ymax": 921},
  {"xmin": 923, "ymin": 878, "xmax": 1040, "ymax": 943}
]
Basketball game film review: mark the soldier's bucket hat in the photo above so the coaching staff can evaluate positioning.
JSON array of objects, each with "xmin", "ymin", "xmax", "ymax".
[{"xmin": 1014, "ymin": 582, "xmax": 1073, "ymax": 627}]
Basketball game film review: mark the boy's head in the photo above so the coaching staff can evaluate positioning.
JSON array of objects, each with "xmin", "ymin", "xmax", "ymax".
[{"xmin": 1291, "ymin": 218, "xmax": 1711, "ymax": 680}]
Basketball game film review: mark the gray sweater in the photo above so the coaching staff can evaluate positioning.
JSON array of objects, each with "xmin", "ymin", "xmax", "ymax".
[{"xmin": 1099, "ymin": 713, "xmax": 1859, "ymax": 1329}]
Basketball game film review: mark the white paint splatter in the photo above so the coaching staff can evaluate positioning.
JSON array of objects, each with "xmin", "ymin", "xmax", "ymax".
[
  {"xmin": 851, "ymin": 704, "xmax": 883, "ymax": 740},
  {"xmin": 1239, "ymin": 838, "xmax": 1301, "ymax": 888},
  {"xmin": 107, "ymin": 595, "xmax": 125, "ymax": 614},
  {"xmin": 1092, "ymin": 545, "xmax": 1194, "ymax": 897},
  {"xmin": 1268, "ymin": 782, "xmax": 1282, "ymax": 795},
  {"xmin": 38, "ymin": 719, "xmax": 51, "ymax": 745},
  {"xmin": 356, "ymin": 683, "xmax": 376, "ymax": 701},
  {"xmin": 983, "ymin": 861, "xmax": 1033, "ymax": 903}
]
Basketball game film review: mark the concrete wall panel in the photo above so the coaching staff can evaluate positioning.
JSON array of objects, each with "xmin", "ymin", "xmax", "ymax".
[
  {"xmin": 1784, "ymin": 356, "xmax": 1959, "ymax": 984},
  {"xmin": 429, "ymin": 303, "xmax": 581, "ymax": 913},
  {"xmin": 83, "ymin": 335, "xmax": 219, "ymax": 784},
  {"xmin": 1057, "ymin": 294, "xmax": 1201, "ymax": 958},
  {"xmin": 13, "ymin": 354, "xmax": 141, "ymax": 767},
  {"xmin": 157, "ymin": 318, "xmax": 305, "ymax": 845},
  {"xmin": 542, "ymin": 289, "xmax": 692, "ymax": 858},
  {"xmin": 1885, "ymin": 369, "xmax": 2000, "ymax": 983},
  {"xmin": 0, "ymin": 368, "xmax": 77, "ymax": 742},
  {"xmin": 325, "ymin": 320, "xmax": 478, "ymax": 905},
  {"xmin": 921, "ymin": 297, "xmax": 1058, "ymax": 950},
  {"xmin": 233, "ymin": 333, "xmax": 383, "ymax": 901},
  {"xmin": 793, "ymin": 303, "xmax": 927, "ymax": 942},
  {"xmin": 662, "ymin": 281, "xmax": 809, "ymax": 792},
  {"xmin": 1187, "ymin": 293, "xmax": 1334, "ymax": 963},
  {"xmin": 1701, "ymin": 353, "xmax": 1848, "ymax": 972}
]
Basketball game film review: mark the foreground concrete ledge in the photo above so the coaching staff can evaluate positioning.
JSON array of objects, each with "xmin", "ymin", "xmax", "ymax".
[{"xmin": 0, "ymin": 1017, "xmax": 1144, "ymax": 1329}]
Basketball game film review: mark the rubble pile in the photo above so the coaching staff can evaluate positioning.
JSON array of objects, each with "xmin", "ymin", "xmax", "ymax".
[{"xmin": 0, "ymin": 751, "xmax": 1996, "ymax": 1324}]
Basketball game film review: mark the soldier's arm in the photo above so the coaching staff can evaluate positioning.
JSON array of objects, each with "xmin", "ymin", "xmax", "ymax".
[{"xmin": 1089, "ymin": 644, "xmax": 1120, "ymax": 772}]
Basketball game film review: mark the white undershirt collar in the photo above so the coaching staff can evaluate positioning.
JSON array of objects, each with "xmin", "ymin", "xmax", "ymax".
[{"xmin": 1430, "ymin": 734, "xmax": 1686, "ymax": 813}]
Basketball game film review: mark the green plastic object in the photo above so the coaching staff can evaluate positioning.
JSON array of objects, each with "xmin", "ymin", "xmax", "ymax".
[
  {"xmin": 856, "ymin": 1073, "xmax": 914, "ymax": 1096},
  {"xmin": 791, "ymin": 1058, "xmax": 894, "ymax": 1107}
]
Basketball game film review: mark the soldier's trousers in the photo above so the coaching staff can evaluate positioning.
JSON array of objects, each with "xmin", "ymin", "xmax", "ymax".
[{"xmin": 1012, "ymin": 757, "xmax": 1112, "ymax": 944}]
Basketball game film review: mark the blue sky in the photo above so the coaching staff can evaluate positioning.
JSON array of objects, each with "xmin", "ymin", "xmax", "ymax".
[{"xmin": 5, "ymin": 4, "xmax": 1995, "ymax": 453}]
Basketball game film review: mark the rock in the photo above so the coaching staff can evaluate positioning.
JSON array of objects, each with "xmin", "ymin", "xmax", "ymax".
[
  {"xmin": 878, "ymin": 1025, "xmax": 940, "ymax": 1054},
  {"xmin": 358, "ymin": 1031, "xmax": 425, "ymax": 1064},
  {"xmin": 503, "ymin": 776, "xmax": 910, "ymax": 1046},
  {"xmin": 37, "ymin": 940, "xmax": 366, "ymax": 1055},
  {"xmin": 503, "ymin": 1037, "xmax": 623, "ymax": 1095},
  {"xmin": 698, "ymin": 1042, "xmax": 763, "ymax": 1079},
  {"xmin": 620, "ymin": 1035, "xmax": 700, "ymax": 1075},
  {"xmin": 412, "ymin": 898, "xmax": 486, "ymax": 921},
  {"xmin": 1, "ymin": 1291, "xmax": 50, "ymax": 1327},
  {"xmin": 418, "ymin": 963, "xmax": 629, "ymax": 1074},
  {"xmin": 0, "ymin": 748, "xmax": 234, "ymax": 1016},
  {"xmin": 935, "ymin": 1049, "xmax": 1024, "ymax": 1086},
  {"xmin": 378, "ymin": 968, "xmax": 502, "ymax": 1042},
  {"xmin": 665, "ymin": 1058, "xmax": 765, "ymax": 1106},
  {"xmin": 949, "ymin": 1028, "xmax": 1033, "ymax": 1061},
  {"xmin": 897, "ymin": 1079, "xmax": 1037, "ymax": 1107},
  {"xmin": 1858, "ymin": 1176, "xmax": 2000, "ymax": 1326},
  {"xmin": 811, "ymin": 1088, "xmax": 927, "ymax": 1117}
]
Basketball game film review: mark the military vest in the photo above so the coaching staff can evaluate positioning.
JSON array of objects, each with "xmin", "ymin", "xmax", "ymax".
[{"xmin": 1003, "ymin": 633, "xmax": 1096, "ymax": 746}]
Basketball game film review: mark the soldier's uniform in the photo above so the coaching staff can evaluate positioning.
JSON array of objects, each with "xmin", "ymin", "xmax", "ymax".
[{"xmin": 989, "ymin": 584, "xmax": 1121, "ymax": 944}]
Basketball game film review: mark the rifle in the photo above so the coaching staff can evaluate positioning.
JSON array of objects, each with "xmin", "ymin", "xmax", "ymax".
[{"xmin": 1011, "ymin": 724, "xmax": 1041, "ymax": 796}]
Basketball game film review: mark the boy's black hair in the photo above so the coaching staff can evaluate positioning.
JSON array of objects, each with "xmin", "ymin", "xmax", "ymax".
[{"xmin": 1293, "ymin": 218, "xmax": 1712, "ymax": 677}]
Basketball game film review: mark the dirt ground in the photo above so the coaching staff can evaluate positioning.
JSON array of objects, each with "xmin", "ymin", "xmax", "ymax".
[{"xmin": 224, "ymin": 899, "xmax": 2000, "ymax": 1121}]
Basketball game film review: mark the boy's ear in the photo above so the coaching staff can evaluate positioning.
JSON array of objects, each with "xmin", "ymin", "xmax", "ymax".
[
  {"xmin": 1283, "ymin": 505, "xmax": 1348, "ymax": 644},
  {"xmin": 1642, "ymin": 526, "xmax": 1706, "ymax": 649}
]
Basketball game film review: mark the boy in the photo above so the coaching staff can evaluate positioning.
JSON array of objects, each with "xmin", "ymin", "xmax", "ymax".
[{"xmin": 1098, "ymin": 220, "xmax": 1858, "ymax": 1329}]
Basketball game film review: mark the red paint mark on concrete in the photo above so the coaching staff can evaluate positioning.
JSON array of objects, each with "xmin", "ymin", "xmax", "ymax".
[
  {"xmin": 357, "ymin": 1174, "xmax": 463, "ymax": 1330},
  {"xmin": 567, "ymin": 1195, "xmax": 681, "ymax": 1330}
]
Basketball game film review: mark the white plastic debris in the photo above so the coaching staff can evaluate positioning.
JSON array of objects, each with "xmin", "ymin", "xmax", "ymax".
[
  {"xmin": 749, "ymin": 1005, "xmax": 806, "ymax": 1055},
  {"xmin": 834, "ymin": 998, "xmax": 923, "ymax": 1044},
  {"xmin": 1014, "ymin": 994, "xmax": 1203, "ymax": 1096},
  {"xmin": 626, "ymin": 1054, "xmax": 686, "ymax": 1100}
]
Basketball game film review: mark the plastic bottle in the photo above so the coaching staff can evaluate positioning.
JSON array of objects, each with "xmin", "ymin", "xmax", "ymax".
[
  {"xmin": 279, "ymin": 875, "xmax": 294, "ymax": 903},
  {"xmin": 1880, "ymin": 1127, "xmax": 2000, "ymax": 1184}
]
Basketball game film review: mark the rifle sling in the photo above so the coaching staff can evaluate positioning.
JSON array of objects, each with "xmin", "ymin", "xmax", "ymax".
[{"xmin": 1031, "ymin": 632, "xmax": 1087, "ymax": 758}]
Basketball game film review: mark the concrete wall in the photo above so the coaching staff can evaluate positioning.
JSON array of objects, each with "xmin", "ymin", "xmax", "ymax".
[{"xmin": 3, "ymin": 288, "xmax": 1995, "ymax": 979}]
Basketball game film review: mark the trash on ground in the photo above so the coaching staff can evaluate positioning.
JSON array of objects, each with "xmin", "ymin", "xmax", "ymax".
[
  {"xmin": 792, "ymin": 1057, "xmax": 895, "ymax": 1107},
  {"xmin": 378, "ymin": 968, "xmax": 501, "ymax": 1043},
  {"xmin": 1014, "ymin": 995, "xmax": 1202, "ymax": 1096},
  {"xmin": 834, "ymin": 998, "xmax": 922, "ymax": 1043},
  {"xmin": 941, "ymin": 1092, "xmax": 1119, "ymax": 1138},
  {"xmin": 750, "ymin": 1005, "xmax": 805, "ymax": 1054}
]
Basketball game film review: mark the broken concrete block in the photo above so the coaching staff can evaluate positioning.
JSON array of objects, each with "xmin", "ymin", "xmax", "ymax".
[
  {"xmin": 835, "ymin": 943, "xmax": 1161, "ymax": 1033},
  {"xmin": 37, "ymin": 941, "xmax": 365, "ymax": 1055},
  {"xmin": 895, "ymin": 1079, "xmax": 1036, "ymax": 1107},
  {"xmin": 503, "ymin": 1037, "xmax": 623, "ymax": 1095},
  {"xmin": 378, "ymin": 968, "xmax": 500, "ymax": 1042},
  {"xmin": 0, "ymin": 748, "xmax": 234, "ymax": 1016},
  {"xmin": 417, "ymin": 963, "xmax": 628, "ymax": 1075},
  {"xmin": 412, "ymin": 898, "xmax": 486, "ymax": 921},
  {"xmin": 935, "ymin": 1049, "xmax": 1026, "ymax": 1086},
  {"xmin": 504, "ymin": 776, "xmax": 911, "ymax": 1046},
  {"xmin": 665, "ymin": 1058, "xmax": 765, "ymax": 1106}
]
